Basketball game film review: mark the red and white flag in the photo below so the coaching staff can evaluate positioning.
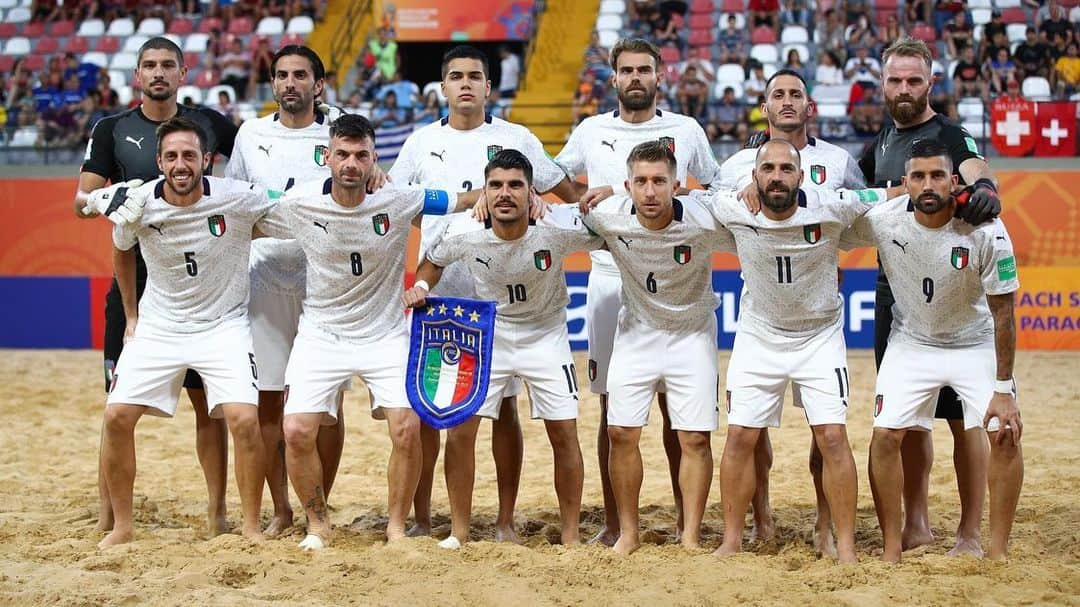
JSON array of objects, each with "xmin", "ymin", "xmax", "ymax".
[
  {"xmin": 990, "ymin": 96, "xmax": 1036, "ymax": 157},
  {"xmin": 1034, "ymin": 101, "xmax": 1077, "ymax": 157}
]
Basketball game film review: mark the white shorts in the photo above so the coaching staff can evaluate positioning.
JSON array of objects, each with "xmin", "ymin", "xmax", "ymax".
[
  {"xmin": 873, "ymin": 340, "xmax": 1002, "ymax": 432},
  {"xmin": 476, "ymin": 319, "xmax": 579, "ymax": 421},
  {"xmin": 106, "ymin": 317, "xmax": 258, "ymax": 418},
  {"xmin": 249, "ymin": 286, "xmax": 303, "ymax": 391},
  {"xmin": 725, "ymin": 319, "xmax": 849, "ymax": 428},
  {"xmin": 607, "ymin": 314, "xmax": 719, "ymax": 431},
  {"xmin": 586, "ymin": 265, "xmax": 621, "ymax": 394},
  {"xmin": 283, "ymin": 326, "xmax": 411, "ymax": 425}
]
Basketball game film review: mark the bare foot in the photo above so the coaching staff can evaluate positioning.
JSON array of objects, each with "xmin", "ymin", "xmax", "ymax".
[
  {"xmin": 612, "ymin": 534, "xmax": 640, "ymax": 555},
  {"xmin": 712, "ymin": 540, "xmax": 741, "ymax": 557},
  {"xmin": 495, "ymin": 524, "xmax": 523, "ymax": 545},
  {"xmin": 901, "ymin": 526, "xmax": 934, "ymax": 551},
  {"xmin": 95, "ymin": 510, "xmax": 114, "ymax": 533},
  {"xmin": 263, "ymin": 511, "xmax": 294, "ymax": 537},
  {"xmin": 241, "ymin": 528, "xmax": 266, "ymax": 543},
  {"xmin": 208, "ymin": 515, "xmax": 230, "ymax": 537},
  {"xmin": 98, "ymin": 527, "xmax": 133, "ymax": 549},
  {"xmin": 680, "ymin": 537, "xmax": 701, "ymax": 551},
  {"xmin": 812, "ymin": 525, "xmax": 838, "ymax": 559},
  {"xmin": 386, "ymin": 524, "xmax": 408, "ymax": 542},
  {"xmin": 560, "ymin": 529, "xmax": 581, "ymax": 545},
  {"xmin": 748, "ymin": 512, "xmax": 775, "ymax": 543},
  {"xmin": 406, "ymin": 523, "xmax": 431, "ymax": 537},
  {"xmin": 946, "ymin": 537, "xmax": 984, "ymax": 559},
  {"xmin": 588, "ymin": 527, "xmax": 619, "ymax": 547},
  {"xmin": 837, "ymin": 545, "xmax": 858, "ymax": 564},
  {"xmin": 880, "ymin": 549, "xmax": 902, "ymax": 564}
]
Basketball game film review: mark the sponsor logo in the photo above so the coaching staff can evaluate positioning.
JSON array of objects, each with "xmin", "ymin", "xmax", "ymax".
[
  {"xmin": 997, "ymin": 256, "xmax": 1017, "ymax": 280},
  {"xmin": 124, "ymin": 135, "xmax": 144, "ymax": 149},
  {"xmin": 601, "ymin": 139, "xmax": 616, "ymax": 151}
]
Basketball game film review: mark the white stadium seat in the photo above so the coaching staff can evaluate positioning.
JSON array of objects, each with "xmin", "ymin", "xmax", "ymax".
[
  {"xmin": 108, "ymin": 70, "xmax": 127, "ymax": 87},
  {"xmin": 992, "ymin": 0, "xmax": 1021, "ymax": 7},
  {"xmin": 596, "ymin": 14, "xmax": 622, "ymax": 31},
  {"xmin": 110, "ymin": 52, "xmax": 138, "ymax": 71},
  {"xmin": 600, "ymin": 0, "xmax": 625, "ymax": 14},
  {"xmin": 123, "ymin": 35, "xmax": 149, "ymax": 54},
  {"xmin": 4, "ymin": 5, "xmax": 28, "ymax": 22},
  {"xmin": 184, "ymin": 33, "xmax": 209, "ymax": 52},
  {"xmin": 106, "ymin": 17, "xmax": 134, "ymax": 37},
  {"xmin": 762, "ymin": 62, "xmax": 777, "ymax": 79},
  {"xmin": 137, "ymin": 17, "xmax": 165, "ymax": 36},
  {"xmin": 286, "ymin": 15, "xmax": 315, "ymax": 34},
  {"xmin": 1005, "ymin": 23, "xmax": 1027, "ymax": 43},
  {"xmin": 597, "ymin": 28, "xmax": 618, "ymax": 48},
  {"xmin": 815, "ymin": 102, "xmax": 847, "ymax": 119},
  {"xmin": 2, "ymin": 36, "xmax": 30, "ymax": 56},
  {"xmin": 82, "ymin": 52, "xmax": 109, "ymax": 68},
  {"xmin": 117, "ymin": 85, "xmax": 133, "ymax": 106},
  {"xmin": 0, "ymin": 0, "xmax": 17, "ymax": 9},
  {"xmin": 717, "ymin": 64, "xmax": 746, "ymax": 83},
  {"xmin": 780, "ymin": 25, "xmax": 809, "ymax": 44},
  {"xmin": 422, "ymin": 80, "xmax": 447, "ymax": 103},
  {"xmin": 77, "ymin": 19, "xmax": 105, "ymax": 37},
  {"xmin": 178, "ymin": 85, "xmax": 203, "ymax": 105},
  {"xmin": 971, "ymin": 8, "xmax": 992, "ymax": 26},
  {"xmin": 967, "ymin": 0, "xmax": 991, "ymax": 7},
  {"xmin": 1021, "ymin": 76, "xmax": 1052, "ymax": 100},
  {"xmin": 750, "ymin": 44, "xmax": 779, "ymax": 64},
  {"xmin": 962, "ymin": 120, "xmax": 986, "ymax": 138},
  {"xmin": 811, "ymin": 84, "xmax": 851, "ymax": 104},
  {"xmin": 256, "ymin": 17, "xmax": 284, "ymax": 35},
  {"xmin": 958, "ymin": 97, "xmax": 984, "ymax": 119}
]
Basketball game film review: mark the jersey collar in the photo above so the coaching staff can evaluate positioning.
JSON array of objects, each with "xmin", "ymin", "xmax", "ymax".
[
  {"xmin": 628, "ymin": 198, "xmax": 684, "ymax": 220},
  {"xmin": 322, "ymin": 177, "xmax": 333, "ymax": 195},
  {"xmin": 273, "ymin": 111, "xmax": 326, "ymax": 124},
  {"xmin": 153, "ymin": 176, "xmax": 211, "ymax": 198},
  {"xmin": 440, "ymin": 113, "xmax": 493, "ymax": 126},
  {"xmin": 612, "ymin": 109, "xmax": 663, "ymax": 118}
]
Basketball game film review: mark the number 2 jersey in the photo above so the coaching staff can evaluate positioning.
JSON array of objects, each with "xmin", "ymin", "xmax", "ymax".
[
  {"xmin": 112, "ymin": 176, "xmax": 278, "ymax": 333},
  {"xmin": 841, "ymin": 195, "xmax": 1019, "ymax": 348}
]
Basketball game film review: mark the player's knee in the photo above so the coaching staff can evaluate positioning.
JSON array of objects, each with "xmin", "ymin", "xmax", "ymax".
[
  {"xmin": 725, "ymin": 426, "xmax": 759, "ymax": 452},
  {"xmin": 225, "ymin": 408, "xmax": 261, "ymax": 443},
  {"xmin": 871, "ymin": 428, "xmax": 905, "ymax": 452},
  {"xmin": 388, "ymin": 413, "xmax": 421, "ymax": 449},
  {"xmin": 814, "ymin": 425, "xmax": 849, "ymax": 454},
  {"xmin": 103, "ymin": 406, "xmax": 138, "ymax": 434},
  {"xmin": 607, "ymin": 426, "xmax": 638, "ymax": 447},
  {"xmin": 989, "ymin": 433, "xmax": 1021, "ymax": 461},
  {"xmin": 283, "ymin": 415, "xmax": 318, "ymax": 450},
  {"xmin": 678, "ymin": 431, "xmax": 710, "ymax": 455}
]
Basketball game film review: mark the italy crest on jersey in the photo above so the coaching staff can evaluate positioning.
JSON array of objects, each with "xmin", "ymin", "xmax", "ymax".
[
  {"xmin": 810, "ymin": 164, "xmax": 826, "ymax": 185},
  {"xmin": 487, "ymin": 144, "xmax": 503, "ymax": 160},
  {"xmin": 659, "ymin": 136, "xmax": 675, "ymax": 154},
  {"xmin": 314, "ymin": 145, "xmax": 328, "ymax": 167},
  {"xmin": 534, "ymin": 249, "xmax": 552, "ymax": 271},
  {"xmin": 804, "ymin": 224, "xmax": 822, "ymax": 244},
  {"xmin": 372, "ymin": 213, "xmax": 390, "ymax": 235},
  {"xmin": 951, "ymin": 246, "xmax": 970, "ymax": 269},
  {"xmin": 406, "ymin": 297, "xmax": 495, "ymax": 429},
  {"xmin": 673, "ymin": 244, "xmax": 692, "ymax": 264},
  {"xmin": 874, "ymin": 394, "xmax": 884, "ymax": 417},
  {"xmin": 208, "ymin": 214, "xmax": 226, "ymax": 237}
]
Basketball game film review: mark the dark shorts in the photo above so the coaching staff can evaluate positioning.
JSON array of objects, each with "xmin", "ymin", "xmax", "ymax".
[{"xmin": 875, "ymin": 271, "xmax": 963, "ymax": 420}]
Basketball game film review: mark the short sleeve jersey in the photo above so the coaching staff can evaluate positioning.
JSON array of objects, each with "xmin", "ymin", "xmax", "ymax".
[
  {"xmin": 842, "ymin": 195, "xmax": 1019, "ymax": 348},
  {"xmin": 224, "ymin": 112, "xmax": 332, "ymax": 296},
  {"xmin": 709, "ymin": 187, "xmax": 886, "ymax": 339},
  {"xmin": 581, "ymin": 193, "xmax": 734, "ymax": 331},
  {"xmin": 426, "ymin": 205, "xmax": 603, "ymax": 327},
  {"xmin": 858, "ymin": 114, "xmax": 982, "ymax": 188},
  {"xmin": 112, "ymin": 176, "xmax": 277, "ymax": 334},
  {"xmin": 262, "ymin": 180, "xmax": 458, "ymax": 343},
  {"xmin": 718, "ymin": 136, "xmax": 866, "ymax": 192}
]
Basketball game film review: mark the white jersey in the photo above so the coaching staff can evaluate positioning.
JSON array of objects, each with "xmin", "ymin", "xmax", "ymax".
[
  {"xmin": 260, "ymin": 179, "xmax": 458, "ymax": 343},
  {"xmin": 225, "ymin": 112, "xmax": 332, "ymax": 296},
  {"xmin": 581, "ymin": 193, "xmax": 734, "ymax": 331},
  {"xmin": 842, "ymin": 195, "xmax": 1020, "ymax": 348},
  {"xmin": 389, "ymin": 115, "xmax": 567, "ymax": 297},
  {"xmin": 113, "ymin": 176, "xmax": 278, "ymax": 334},
  {"xmin": 709, "ymin": 187, "xmax": 886, "ymax": 340},
  {"xmin": 556, "ymin": 109, "xmax": 722, "ymax": 270},
  {"xmin": 717, "ymin": 135, "xmax": 866, "ymax": 192},
  {"xmin": 426, "ymin": 205, "xmax": 603, "ymax": 326}
]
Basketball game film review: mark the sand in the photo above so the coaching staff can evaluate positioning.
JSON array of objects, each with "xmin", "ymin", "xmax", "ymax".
[{"xmin": 0, "ymin": 349, "xmax": 1077, "ymax": 606}]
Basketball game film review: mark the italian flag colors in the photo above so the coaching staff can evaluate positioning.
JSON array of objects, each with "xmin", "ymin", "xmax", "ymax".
[{"xmin": 422, "ymin": 347, "xmax": 476, "ymax": 408}]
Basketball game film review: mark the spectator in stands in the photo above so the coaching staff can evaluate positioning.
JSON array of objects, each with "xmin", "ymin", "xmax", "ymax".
[
  {"xmin": 748, "ymin": 0, "xmax": 780, "ymax": 34},
  {"xmin": 59, "ymin": 73, "xmax": 84, "ymax": 108},
  {"xmin": 706, "ymin": 85, "xmax": 745, "ymax": 141},
  {"xmin": 371, "ymin": 90, "xmax": 407, "ymax": 128},
  {"xmin": 627, "ymin": 0, "xmax": 659, "ymax": 35},
  {"xmin": 929, "ymin": 68, "xmax": 958, "ymax": 120},
  {"xmin": 844, "ymin": 45, "xmax": 882, "ymax": 85},
  {"xmin": 213, "ymin": 89, "xmax": 241, "ymax": 125},
  {"xmin": 572, "ymin": 73, "xmax": 601, "ymax": 124},
  {"xmin": 1016, "ymin": 27, "xmax": 1053, "ymax": 80},
  {"xmin": 95, "ymin": 71, "xmax": 120, "ymax": 111},
  {"xmin": 1037, "ymin": 0, "xmax": 1062, "ymax": 26},
  {"xmin": 746, "ymin": 93, "xmax": 767, "ymax": 132},
  {"xmin": 850, "ymin": 98, "xmax": 884, "ymax": 137},
  {"xmin": 717, "ymin": 14, "xmax": 747, "ymax": 65},
  {"xmin": 31, "ymin": 0, "xmax": 62, "ymax": 22},
  {"xmin": 369, "ymin": 27, "xmax": 400, "ymax": 83},
  {"xmin": 817, "ymin": 8, "xmax": 847, "ymax": 62},
  {"xmin": 1040, "ymin": 3, "xmax": 1075, "ymax": 46},
  {"xmin": 497, "ymin": 46, "xmax": 521, "ymax": 99},
  {"xmin": 844, "ymin": 0, "xmax": 870, "ymax": 26},
  {"xmin": 32, "ymin": 72, "xmax": 63, "ymax": 113},
  {"xmin": 744, "ymin": 63, "xmax": 767, "ymax": 100},
  {"xmin": 378, "ymin": 71, "xmax": 419, "ymax": 108},
  {"xmin": 815, "ymin": 50, "xmax": 846, "ymax": 85},
  {"xmin": 675, "ymin": 64, "xmax": 708, "ymax": 123},
  {"xmin": 323, "ymin": 70, "xmax": 340, "ymax": 104},
  {"xmin": 986, "ymin": 46, "xmax": 1018, "ymax": 96},
  {"xmin": 880, "ymin": 14, "xmax": 906, "ymax": 49},
  {"xmin": 906, "ymin": 0, "xmax": 931, "ymax": 25},
  {"xmin": 847, "ymin": 14, "xmax": 878, "ymax": 56},
  {"xmin": 83, "ymin": 90, "xmax": 111, "ymax": 137},
  {"xmin": 780, "ymin": 0, "xmax": 810, "ymax": 29},
  {"xmin": 944, "ymin": 11, "xmax": 974, "ymax": 59},
  {"xmin": 62, "ymin": 53, "xmax": 100, "ymax": 97},
  {"xmin": 783, "ymin": 48, "xmax": 810, "ymax": 82},
  {"xmin": 647, "ymin": 7, "xmax": 681, "ymax": 49},
  {"xmin": 249, "ymin": 36, "xmax": 275, "ymax": 102},
  {"xmin": 413, "ymin": 89, "xmax": 443, "ymax": 125},
  {"xmin": 932, "ymin": 0, "xmax": 967, "ymax": 37},
  {"xmin": 680, "ymin": 46, "xmax": 715, "ymax": 86},
  {"xmin": 981, "ymin": 11, "xmax": 1007, "ymax": 57},
  {"xmin": 1055, "ymin": 41, "xmax": 1080, "ymax": 96},
  {"xmin": 218, "ymin": 37, "xmax": 251, "ymax": 100},
  {"xmin": 953, "ymin": 45, "xmax": 988, "ymax": 100},
  {"xmin": 584, "ymin": 30, "xmax": 612, "ymax": 81}
]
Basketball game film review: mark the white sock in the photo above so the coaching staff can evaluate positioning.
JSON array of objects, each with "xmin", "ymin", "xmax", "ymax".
[
  {"xmin": 298, "ymin": 533, "xmax": 326, "ymax": 551},
  {"xmin": 438, "ymin": 536, "xmax": 462, "ymax": 550}
]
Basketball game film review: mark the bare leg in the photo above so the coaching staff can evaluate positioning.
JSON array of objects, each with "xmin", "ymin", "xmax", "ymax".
[
  {"xmin": 383, "ymin": 408, "xmax": 422, "ymax": 541},
  {"xmin": 715, "ymin": 425, "xmax": 760, "ymax": 556},
  {"xmin": 99, "ymin": 404, "xmax": 146, "ymax": 548},
  {"xmin": 316, "ymin": 392, "xmax": 346, "ymax": 499},
  {"xmin": 608, "ymin": 425, "xmax": 643, "ymax": 555},
  {"xmin": 95, "ymin": 417, "xmax": 114, "ymax": 532},
  {"xmin": 544, "ymin": 419, "xmax": 584, "ymax": 545},
  {"xmin": 590, "ymin": 394, "xmax": 620, "ymax": 546},
  {"xmin": 284, "ymin": 413, "xmax": 331, "ymax": 546},
  {"xmin": 946, "ymin": 420, "xmax": 988, "ymax": 558},
  {"xmin": 658, "ymin": 395, "xmax": 684, "ymax": 537},
  {"xmin": 676, "ymin": 430, "xmax": 712, "ymax": 550},
  {"xmin": 900, "ymin": 428, "xmax": 935, "ymax": 550},
  {"xmin": 749, "ymin": 429, "xmax": 775, "ymax": 542},
  {"xmin": 409, "ymin": 421, "xmax": 440, "ymax": 537},
  {"xmin": 443, "ymin": 417, "xmax": 482, "ymax": 546},
  {"xmin": 808, "ymin": 437, "xmax": 836, "ymax": 558},
  {"xmin": 986, "ymin": 430, "xmax": 1023, "ymax": 560},
  {"xmin": 810, "ymin": 424, "xmax": 858, "ymax": 563},
  {"xmin": 492, "ymin": 396, "xmax": 523, "ymax": 544},
  {"xmin": 188, "ymin": 388, "xmax": 229, "ymax": 536},
  {"xmin": 219, "ymin": 403, "xmax": 266, "ymax": 542},
  {"xmin": 258, "ymin": 390, "xmax": 292, "ymax": 536},
  {"xmin": 870, "ymin": 427, "xmax": 908, "ymax": 563}
]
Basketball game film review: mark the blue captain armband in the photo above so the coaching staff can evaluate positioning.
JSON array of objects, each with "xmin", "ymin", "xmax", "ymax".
[{"xmin": 422, "ymin": 188, "xmax": 451, "ymax": 215}]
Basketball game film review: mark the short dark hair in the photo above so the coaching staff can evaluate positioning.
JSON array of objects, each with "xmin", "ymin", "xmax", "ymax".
[
  {"xmin": 610, "ymin": 38, "xmax": 663, "ymax": 71},
  {"xmin": 626, "ymin": 140, "xmax": 676, "ymax": 174},
  {"xmin": 764, "ymin": 68, "xmax": 808, "ymax": 96},
  {"xmin": 155, "ymin": 116, "xmax": 207, "ymax": 155},
  {"xmin": 441, "ymin": 45, "xmax": 489, "ymax": 79},
  {"xmin": 484, "ymin": 149, "xmax": 533, "ymax": 185},
  {"xmin": 271, "ymin": 45, "xmax": 326, "ymax": 80},
  {"xmin": 137, "ymin": 36, "xmax": 184, "ymax": 66},
  {"xmin": 329, "ymin": 113, "xmax": 376, "ymax": 144},
  {"xmin": 906, "ymin": 138, "xmax": 952, "ymax": 170}
]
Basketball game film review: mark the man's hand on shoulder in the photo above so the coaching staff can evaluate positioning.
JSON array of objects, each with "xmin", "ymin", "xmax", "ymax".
[{"xmin": 954, "ymin": 179, "xmax": 1001, "ymax": 224}]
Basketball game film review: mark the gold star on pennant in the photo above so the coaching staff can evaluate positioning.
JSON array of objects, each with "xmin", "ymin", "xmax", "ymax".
[
  {"xmin": 468, "ymin": 310, "xmax": 480, "ymax": 323},
  {"xmin": 438, "ymin": 303, "xmax": 448, "ymax": 315},
  {"xmin": 425, "ymin": 305, "xmax": 435, "ymax": 315},
  {"xmin": 453, "ymin": 305, "xmax": 464, "ymax": 318}
]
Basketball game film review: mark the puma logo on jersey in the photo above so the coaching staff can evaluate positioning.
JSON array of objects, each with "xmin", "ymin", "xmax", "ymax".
[
  {"xmin": 881, "ymin": 141, "xmax": 888, "ymax": 154},
  {"xmin": 148, "ymin": 223, "xmax": 164, "ymax": 235},
  {"xmin": 430, "ymin": 150, "xmax": 446, "ymax": 161},
  {"xmin": 125, "ymin": 136, "xmax": 144, "ymax": 149},
  {"xmin": 475, "ymin": 256, "xmax": 492, "ymax": 268},
  {"xmin": 313, "ymin": 220, "xmax": 329, "ymax": 233},
  {"xmin": 995, "ymin": 236, "xmax": 1007, "ymax": 241},
  {"xmin": 601, "ymin": 139, "xmax": 616, "ymax": 151},
  {"xmin": 891, "ymin": 239, "xmax": 908, "ymax": 253},
  {"xmin": 258, "ymin": 144, "xmax": 272, "ymax": 156},
  {"xmin": 617, "ymin": 236, "xmax": 632, "ymax": 249}
]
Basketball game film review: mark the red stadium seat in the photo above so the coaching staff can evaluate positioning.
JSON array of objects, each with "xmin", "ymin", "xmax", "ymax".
[
  {"xmin": 0, "ymin": 55, "xmax": 15, "ymax": 72},
  {"xmin": 750, "ymin": 26, "xmax": 777, "ymax": 44},
  {"xmin": 689, "ymin": 28, "xmax": 713, "ymax": 46},
  {"xmin": 873, "ymin": 0, "xmax": 899, "ymax": 10},
  {"xmin": 690, "ymin": 0, "xmax": 713, "ymax": 14},
  {"xmin": 193, "ymin": 69, "xmax": 220, "ymax": 87},
  {"xmin": 689, "ymin": 13, "xmax": 713, "ymax": 29},
  {"xmin": 34, "ymin": 37, "xmax": 58, "ymax": 55},
  {"xmin": 911, "ymin": 23, "xmax": 936, "ymax": 42},
  {"xmin": 659, "ymin": 45, "xmax": 682, "ymax": 65},
  {"xmin": 95, "ymin": 36, "xmax": 120, "ymax": 53},
  {"xmin": 48, "ymin": 21, "xmax": 75, "ymax": 37},
  {"xmin": 721, "ymin": 0, "xmax": 744, "ymax": 11},
  {"xmin": 62, "ymin": 36, "xmax": 89, "ymax": 54},
  {"xmin": 22, "ymin": 54, "xmax": 44, "ymax": 71},
  {"xmin": 183, "ymin": 52, "xmax": 201, "ymax": 68},
  {"xmin": 198, "ymin": 17, "xmax": 224, "ymax": 34},
  {"xmin": 227, "ymin": 17, "xmax": 253, "ymax": 35},
  {"xmin": 21, "ymin": 21, "xmax": 44, "ymax": 38},
  {"xmin": 168, "ymin": 17, "xmax": 194, "ymax": 35},
  {"xmin": 0, "ymin": 23, "xmax": 16, "ymax": 38},
  {"xmin": 280, "ymin": 33, "xmax": 305, "ymax": 46},
  {"xmin": 1000, "ymin": 8, "xmax": 1026, "ymax": 23}
]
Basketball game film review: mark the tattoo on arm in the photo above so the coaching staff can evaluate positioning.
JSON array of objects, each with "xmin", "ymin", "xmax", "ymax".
[{"xmin": 988, "ymin": 292, "xmax": 1016, "ymax": 379}]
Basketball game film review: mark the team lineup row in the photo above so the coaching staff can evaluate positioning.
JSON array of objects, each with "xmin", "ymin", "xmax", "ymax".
[{"xmin": 75, "ymin": 35, "xmax": 1021, "ymax": 564}]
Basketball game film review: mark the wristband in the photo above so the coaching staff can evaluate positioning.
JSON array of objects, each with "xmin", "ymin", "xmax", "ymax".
[
  {"xmin": 994, "ymin": 378, "xmax": 1014, "ymax": 394},
  {"xmin": 973, "ymin": 178, "xmax": 997, "ymax": 193},
  {"xmin": 414, "ymin": 279, "xmax": 430, "ymax": 292}
]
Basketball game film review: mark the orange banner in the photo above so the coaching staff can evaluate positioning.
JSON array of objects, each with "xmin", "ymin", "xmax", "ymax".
[{"xmin": 1014, "ymin": 266, "xmax": 1080, "ymax": 350}]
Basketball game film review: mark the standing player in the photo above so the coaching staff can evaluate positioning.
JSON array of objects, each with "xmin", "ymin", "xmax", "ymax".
[
  {"xmin": 556, "ymin": 37, "xmax": 722, "ymax": 545},
  {"xmin": 710, "ymin": 140, "xmax": 893, "ymax": 564},
  {"xmin": 265, "ymin": 115, "xmax": 486, "ymax": 549},
  {"xmin": 73, "ymin": 37, "xmax": 239, "ymax": 537},
  {"xmin": 389, "ymin": 45, "xmax": 580, "ymax": 542},
  {"xmin": 718, "ymin": 69, "xmax": 866, "ymax": 554},
  {"xmin": 98, "ymin": 117, "xmax": 270, "ymax": 548},
  {"xmin": 843, "ymin": 139, "xmax": 1023, "ymax": 562},
  {"xmin": 581, "ymin": 141, "xmax": 731, "ymax": 555},
  {"xmin": 403, "ymin": 150, "xmax": 603, "ymax": 548},
  {"xmin": 860, "ymin": 36, "xmax": 1002, "ymax": 556}
]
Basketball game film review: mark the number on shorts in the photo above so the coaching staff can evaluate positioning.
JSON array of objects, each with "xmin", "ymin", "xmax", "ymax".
[
  {"xmin": 249, "ymin": 352, "xmax": 258, "ymax": 380},
  {"xmin": 646, "ymin": 272, "xmax": 658, "ymax": 293},
  {"xmin": 775, "ymin": 255, "xmax": 792, "ymax": 283},
  {"xmin": 561, "ymin": 363, "xmax": 579, "ymax": 395},
  {"xmin": 506, "ymin": 283, "xmax": 527, "ymax": 303},
  {"xmin": 462, "ymin": 180, "xmax": 472, "ymax": 191},
  {"xmin": 184, "ymin": 251, "xmax": 198, "ymax": 277},
  {"xmin": 834, "ymin": 366, "xmax": 849, "ymax": 399},
  {"xmin": 922, "ymin": 277, "xmax": 934, "ymax": 303},
  {"xmin": 350, "ymin": 251, "xmax": 363, "ymax": 276}
]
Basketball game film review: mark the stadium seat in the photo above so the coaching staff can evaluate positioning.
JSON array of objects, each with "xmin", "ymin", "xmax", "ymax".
[
  {"xmin": 971, "ymin": 8, "xmax": 992, "ymax": 25},
  {"xmin": 34, "ymin": 37, "xmax": 57, "ymax": 54},
  {"xmin": 198, "ymin": 17, "xmax": 224, "ymax": 34},
  {"xmin": 689, "ymin": 13, "xmax": 712, "ymax": 29},
  {"xmin": 184, "ymin": 32, "xmax": 209, "ymax": 52},
  {"xmin": 21, "ymin": 53, "xmax": 43, "ymax": 71},
  {"xmin": 1022, "ymin": 76, "xmax": 1052, "ymax": 99},
  {"xmin": 94, "ymin": 36, "xmax": 120, "ymax": 53},
  {"xmin": 713, "ymin": 80, "xmax": 744, "ymax": 100},
  {"xmin": 780, "ymin": 25, "xmax": 809, "ymax": 44},
  {"xmin": 762, "ymin": 62, "xmax": 777, "ymax": 78},
  {"xmin": 4, "ymin": 6, "xmax": 28, "ymax": 22},
  {"xmin": 206, "ymin": 83, "xmax": 237, "ymax": 104},
  {"xmin": 659, "ymin": 45, "xmax": 682, "ymax": 65},
  {"xmin": 957, "ymin": 97, "xmax": 984, "ymax": 119},
  {"xmin": 1072, "ymin": 6, "xmax": 1080, "ymax": 22},
  {"xmin": 279, "ymin": 33, "xmax": 305, "ymax": 47},
  {"xmin": 968, "ymin": 0, "xmax": 992, "ymax": 7},
  {"xmin": 108, "ymin": 69, "xmax": 127, "ymax": 88},
  {"xmin": 77, "ymin": 19, "xmax": 105, "ymax": 38},
  {"xmin": 183, "ymin": 51, "xmax": 201, "ymax": 67},
  {"xmin": 1005, "ymin": 23, "xmax": 1027, "ymax": 42},
  {"xmin": 106, "ymin": 17, "xmax": 135, "ymax": 37},
  {"xmin": 689, "ymin": 28, "xmax": 713, "ymax": 46},
  {"xmin": 750, "ymin": 26, "xmax": 777, "ymax": 44},
  {"xmin": 783, "ymin": 43, "xmax": 810, "ymax": 63},
  {"xmin": 690, "ymin": 0, "xmax": 712, "ymax": 14},
  {"xmin": 961, "ymin": 120, "xmax": 985, "ymax": 138},
  {"xmin": 0, "ymin": 22, "xmax": 14, "ymax": 37},
  {"xmin": 82, "ymin": 51, "xmax": 108, "ymax": 68},
  {"xmin": 110, "ymin": 52, "xmax": 137, "ymax": 71},
  {"xmin": 596, "ymin": 14, "xmax": 621, "ymax": 31},
  {"xmin": 750, "ymin": 43, "xmax": 779, "ymax": 64},
  {"xmin": 117, "ymin": 85, "xmax": 133, "ymax": 106},
  {"xmin": 48, "ymin": 20, "xmax": 74, "ymax": 36},
  {"xmin": 286, "ymin": 15, "xmax": 314, "ymax": 35},
  {"xmin": 816, "ymin": 102, "xmax": 847, "ymax": 119},
  {"xmin": 423, "ymin": 80, "xmax": 447, "ymax": 103},
  {"xmin": 911, "ymin": 24, "xmax": 936, "ymax": 42},
  {"xmin": 717, "ymin": 63, "xmax": 745, "ymax": 82},
  {"xmin": 597, "ymin": 29, "xmax": 618, "ymax": 48},
  {"xmin": 168, "ymin": 17, "xmax": 194, "ymax": 35},
  {"xmin": 0, "ymin": 55, "xmax": 14, "ymax": 72},
  {"xmin": 123, "ymin": 36, "xmax": 149, "ymax": 54},
  {"xmin": 811, "ymin": 83, "xmax": 851, "ymax": 103},
  {"xmin": 2, "ymin": 37, "xmax": 29, "ymax": 56},
  {"xmin": 721, "ymin": 12, "xmax": 746, "ymax": 30},
  {"xmin": 599, "ymin": 0, "xmax": 624, "ymax": 14},
  {"xmin": 257, "ymin": 16, "xmax": 284, "ymax": 35},
  {"xmin": 21, "ymin": 21, "xmax": 42, "ymax": 37},
  {"xmin": 1000, "ymin": 7, "xmax": 1026, "ymax": 22},
  {"xmin": 137, "ymin": 18, "xmax": 165, "ymax": 36},
  {"xmin": 193, "ymin": 69, "xmax": 220, "ymax": 87},
  {"xmin": 10, "ymin": 126, "xmax": 38, "ymax": 147},
  {"xmin": 0, "ymin": 0, "xmax": 15, "ymax": 8},
  {"xmin": 227, "ymin": 17, "xmax": 253, "ymax": 35},
  {"xmin": 993, "ymin": 0, "xmax": 1021, "ymax": 7},
  {"xmin": 874, "ymin": 0, "xmax": 899, "ymax": 10},
  {"xmin": 178, "ymin": 85, "xmax": 203, "ymax": 105},
  {"xmin": 720, "ymin": 0, "xmax": 744, "ymax": 11}
]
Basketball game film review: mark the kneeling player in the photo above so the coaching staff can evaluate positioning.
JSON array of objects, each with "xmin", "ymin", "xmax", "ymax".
[
  {"xmin": 842, "ymin": 139, "xmax": 1023, "ymax": 562},
  {"xmin": 404, "ymin": 150, "xmax": 603, "ymax": 548},
  {"xmin": 99, "ymin": 117, "xmax": 274, "ymax": 548}
]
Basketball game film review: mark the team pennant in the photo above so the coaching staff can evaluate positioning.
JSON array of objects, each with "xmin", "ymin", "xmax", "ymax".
[{"xmin": 406, "ymin": 296, "xmax": 496, "ymax": 429}]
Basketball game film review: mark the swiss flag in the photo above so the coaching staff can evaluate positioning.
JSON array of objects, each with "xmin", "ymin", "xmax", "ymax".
[
  {"xmin": 1034, "ymin": 101, "xmax": 1077, "ymax": 157},
  {"xmin": 990, "ymin": 97, "xmax": 1036, "ymax": 157}
]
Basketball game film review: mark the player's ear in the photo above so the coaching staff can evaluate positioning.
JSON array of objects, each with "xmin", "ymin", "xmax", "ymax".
[
  {"xmin": 623, "ymin": 178, "xmax": 630, "ymax": 193},
  {"xmin": 202, "ymin": 151, "xmax": 212, "ymax": 171},
  {"xmin": 673, "ymin": 179, "xmax": 681, "ymax": 192},
  {"xmin": 806, "ymin": 98, "xmax": 816, "ymax": 119},
  {"xmin": 797, "ymin": 168, "xmax": 804, "ymax": 186},
  {"xmin": 951, "ymin": 174, "xmax": 959, "ymax": 188}
]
